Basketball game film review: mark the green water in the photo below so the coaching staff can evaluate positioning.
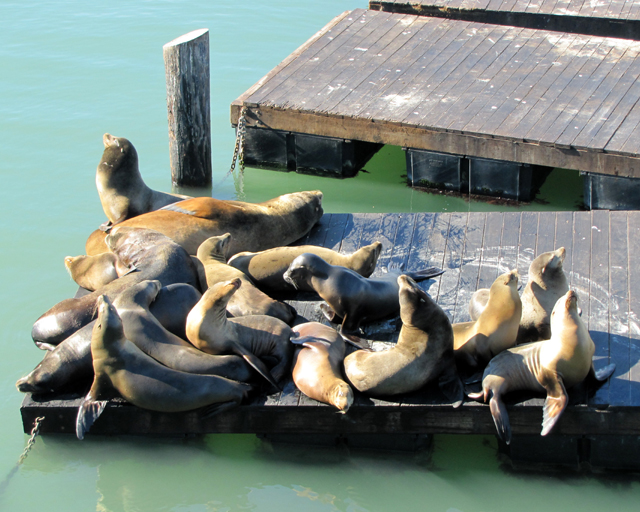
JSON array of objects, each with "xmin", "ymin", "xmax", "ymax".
[{"xmin": 1, "ymin": 1, "xmax": 638, "ymax": 510}]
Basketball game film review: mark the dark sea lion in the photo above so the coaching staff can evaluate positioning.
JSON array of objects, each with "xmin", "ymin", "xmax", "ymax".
[
  {"xmin": 96, "ymin": 133, "xmax": 189, "ymax": 227},
  {"xmin": 113, "ymin": 280, "xmax": 253, "ymax": 381},
  {"xmin": 85, "ymin": 191, "xmax": 324, "ymax": 257},
  {"xmin": 17, "ymin": 282, "xmax": 206, "ymax": 394},
  {"xmin": 64, "ymin": 252, "xmax": 135, "ymax": 291},
  {"xmin": 290, "ymin": 322, "xmax": 353, "ymax": 412},
  {"xmin": 343, "ymin": 275, "xmax": 463, "ymax": 402},
  {"xmin": 196, "ymin": 234, "xmax": 296, "ymax": 324},
  {"xmin": 227, "ymin": 241, "xmax": 383, "ymax": 294},
  {"xmin": 468, "ymin": 290, "xmax": 616, "ymax": 444},
  {"xmin": 518, "ymin": 247, "xmax": 569, "ymax": 343},
  {"xmin": 185, "ymin": 279, "xmax": 293, "ymax": 389},
  {"xmin": 453, "ymin": 270, "xmax": 522, "ymax": 369},
  {"xmin": 76, "ymin": 295, "xmax": 252, "ymax": 439},
  {"xmin": 282, "ymin": 253, "xmax": 444, "ymax": 332},
  {"xmin": 31, "ymin": 227, "xmax": 199, "ymax": 346}
]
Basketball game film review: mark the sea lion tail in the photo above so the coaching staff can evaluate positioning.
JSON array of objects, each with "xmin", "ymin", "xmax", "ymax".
[
  {"xmin": 76, "ymin": 396, "xmax": 108, "ymax": 440},
  {"xmin": 405, "ymin": 267, "xmax": 445, "ymax": 282},
  {"xmin": 489, "ymin": 393, "xmax": 512, "ymax": 445}
]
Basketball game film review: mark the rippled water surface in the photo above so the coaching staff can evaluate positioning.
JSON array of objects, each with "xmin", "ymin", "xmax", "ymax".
[{"xmin": 1, "ymin": 1, "xmax": 639, "ymax": 510}]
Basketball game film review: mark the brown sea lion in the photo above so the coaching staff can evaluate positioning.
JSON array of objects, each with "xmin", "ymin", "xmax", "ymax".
[
  {"xmin": 31, "ymin": 227, "xmax": 199, "ymax": 346},
  {"xmin": 96, "ymin": 133, "xmax": 189, "ymax": 228},
  {"xmin": 64, "ymin": 252, "xmax": 135, "ymax": 291},
  {"xmin": 185, "ymin": 279, "xmax": 293, "ymax": 389},
  {"xmin": 518, "ymin": 247, "xmax": 569, "ymax": 343},
  {"xmin": 282, "ymin": 253, "xmax": 444, "ymax": 332},
  {"xmin": 196, "ymin": 234, "xmax": 296, "ymax": 324},
  {"xmin": 453, "ymin": 270, "xmax": 521, "ymax": 369},
  {"xmin": 468, "ymin": 290, "xmax": 616, "ymax": 444},
  {"xmin": 112, "ymin": 280, "xmax": 253, "ymax": 381},
  {"xmin": 76, "ymin": 295, "xmax": 252, "ymax": 439},
  {"xmin": 227, "ymin": 241, "xmax": 383, "ymax": 294},
  {"xmin": 291, "ymin": 322, "xmax": 353, "ymax": 412},
  {"xmin": 85, "ymin": 190, "xmax": 324, "ymax": 257},
  {"xmin": 343, "ymin": 275, "xmax": 463, "ymax": 402},
  {"xmin": 17, "ymin": 283, "xmax": 205, "ymax": 394}
]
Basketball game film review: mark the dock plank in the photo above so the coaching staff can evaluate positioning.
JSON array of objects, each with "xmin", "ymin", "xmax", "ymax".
[
  {"xmin": 452, "ymin": 212, "xmax": 484, "ymax": 324},
  {"xmin": 628, "ymin": 212, "xmax": 640, "ymax": 406}
]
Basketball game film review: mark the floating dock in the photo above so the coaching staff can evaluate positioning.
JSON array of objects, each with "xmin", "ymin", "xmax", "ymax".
[
  {"xmin": 369, "ymin": 0, "xmax": 640, "ymax": 39},
  {"xmin": 21, "ymin": 210, "xmax": 640, "ymax": 469}
]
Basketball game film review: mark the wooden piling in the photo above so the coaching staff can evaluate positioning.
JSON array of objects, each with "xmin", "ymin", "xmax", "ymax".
[{"xmin": 163, "ymin": 28, "xmax": 212, "ymax": 188}]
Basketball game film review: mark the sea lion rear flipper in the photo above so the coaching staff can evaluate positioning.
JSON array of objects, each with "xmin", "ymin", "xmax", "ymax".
[
  {"xmin": 75, "ymin": 396, "xmax": 108, "ymax": 440},
  {"xmin": 340, "ymin": 333, "xmax": 372, "ymax": 351},
  {"xmin": 406, "ymin": 267, "xmax": 445, "ymax": 282},
  {"xmin": 291, "ymin": 336, "xmax": 331, "ymax": 350},
  {"xmin": 232, "ymin": 342, "xmax": 281, "ymax": 392},
  {"xmin": 541, "ymin": 374, "xmax": 568, "ymax": 437},
  {"xmin": 99, "ymin": 220, "xmax": 113, "ymax": 233},
  {"xmin": 201, "ymin": 400, "xmax": 241, "ymax": 419},
  {"xmin": 35, "ymin": 342, "xmax": 56, "ymax": 351},
  {"xmin": 319, "ymin": 303, "xmax": 340, "ymax": 324},
  {"xmin": 439, "ymin": 371, "xmax": 464, "ymax": 408},
  {"xmin": 489, "ymin": 393, "xmax": 512, "ymax": 445},
  {"xmin": 591, "ymin": 362, "xmax": 616, "ymax": 382}
]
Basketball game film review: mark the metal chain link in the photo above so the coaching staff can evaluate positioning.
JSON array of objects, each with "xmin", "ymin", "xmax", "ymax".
[
  {"xmin": 17, "ymin": 416, "xmax": 44, "ymax": 465},
  {"xmin": 229, "ymin": 106, "xmax": 248, "ymax": 175}
]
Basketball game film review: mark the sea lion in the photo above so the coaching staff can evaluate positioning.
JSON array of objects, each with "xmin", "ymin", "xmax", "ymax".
[
  {"xmin": 282, "ymin": 253, "xmax": 444, "ymax": 332},
  {"xmin": 343, "ymin": 275, "xmax": 463, "ymax": 401},
  {"xmin": 453, "ymin": 270, "xmax": 522, "ymax": 370},
  {"xmin": 96, "ymin": 133, "xmax": 189, "ymax": 228},
  {"xmin": 76, "ymin": 295, "xmax": 252, "ymax": 439},
  {"xmin": 31, "ymin": 227, "xmax": 200, "ymax": 346},
  {"xmin": 85, "ymin": 191, "xmax": 324, "ymax": 257},
  {"xmin": 468, "ymin": 288, "xmax": 490, "ymax": 322},
  {"xmin": 227, "ymin": 241, "xmax": 383, "ymax": 294},
  {"xmin": 518, "ymin": 247, "xmax": 569, "ymax": 343},
  {"xmin": 185, "ymin": 278, "xmax": 293, "ymax": 389},
  {"xmin": 112, "ymin": 280, "xmax": 254, "ymax": 381},
  {"xmin": 196, "ymin": 234, "xmax": 296, "ymax": 324},
  {"xmin": 290, "ymin": 322, "xmax": 353, "ymax": 412},
  {"xmin": 17, "ymin": 282, "xmax": 207, "ymax": 394},
  {"xmin": 468, "ymin": 290, "xmax": 616, "ymax": 444},
  {"xmin": 64, "ymin": 252, "xmax": 135, "ymax": 291}
]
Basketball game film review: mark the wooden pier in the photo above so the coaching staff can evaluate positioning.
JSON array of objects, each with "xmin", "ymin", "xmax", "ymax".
[
  {"xmin": 369, "ymin": 1, "xmax": 640, "ymax": 39},
  {"xmin": 20, "ymin": 210, "xmax": 640, "ymax": 468},
  {"xmin": 231, "ymin": 8, "xmax": 640, "ymax": 180}
]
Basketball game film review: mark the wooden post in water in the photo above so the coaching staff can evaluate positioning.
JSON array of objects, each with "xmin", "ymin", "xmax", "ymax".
[{"xmin": 163, "ymin": 29, "xmax": 212, "ymax": 188}]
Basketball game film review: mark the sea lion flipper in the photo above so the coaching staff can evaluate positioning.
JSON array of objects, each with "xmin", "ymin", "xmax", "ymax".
[
  {"xmin": 200, "ymin": 400, "xmax": 241, "ymax": 419},
  {"xmin": 591, "ymin": 362, "xmax": 616, "ymax": 382},
  {"xmin": 233, "ymin": 343, "xmax": 281, "ymax": 392},
  {"xmin": 439, "ymin": 372, "xmax": 464, "ymax": 408},
  {"xmin": 541, "ymin": 375, "xmax": 568, "ymax": 437},
  {"xmin": 75, "ymin": 396, "xmax": 108, "ymax": 440},
  {"xmin": 341, "ymin": 333, "xmax": 372, "ymax": 351},
  {"xmin": 291, "ymin": 336, "xmax": 331, "ymax": 349},
  {"xmin": 405, "ymin": 267, "xmax": 445, "ymax": 282},
  {"xmin": 319, "ymin": 303, "xmax": 340, "ymax": 324},
  {"xmin": 489, "ymin": 393, "xmax": 512, "ymax": 445},
  {"xmin": 35, "ymin": 342, "xmax": 56, "ymax": 351}
]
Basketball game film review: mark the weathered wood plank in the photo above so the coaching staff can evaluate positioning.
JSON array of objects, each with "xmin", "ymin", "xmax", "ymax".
[
  {"xmin": 518, "ymin": 211, "xmax": 538, "ymax": 289},
  {"xmin": 452, "ymin": 212, "xmax": 484, "ymax": 324},
  {"xmin": 477, "ymin": 212, "xmax": 504, "ymax": 288},
  {"xmin": 628, "ymin": 212, "xmax": 640, "ymax": 406},
  {"xmin": 536, "ymin": 211, "xmax": 557, "ymax": 255},
  {"xmin": 438, "ymin": 212, "xmax": 467, "ymax": 318}
]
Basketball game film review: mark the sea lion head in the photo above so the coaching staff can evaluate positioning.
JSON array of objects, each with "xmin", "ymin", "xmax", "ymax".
[
  {"xmin": 550, "ymin": 289, "xmax": 579, "ymax": 327},
  {"xmin": 352, "ymin": 241, "xmax": 383, "ymax": 277},
  {"xmin": 196, "ymin": 233, "xmax": 232, "ymax": 263},
  {"xmin": 397, "ymin": 274, "xmax": 438, "ymax": 328},
  {"xmin": 283, "ymin": 253, "xmax": 329, "ymax": 290},
  {"xmin": 530, "ymin": 247, "xmax": 566, "ymax": 285},
  {"xmin": 99, "ymin": 134, "xmax": 138, "ymax": 179},
  {"xmin": 200, "ymin": 278, "xmax": 242, "ymax": 313},
  {"xmin": 330, "ymin": 381, "xmax": 354, "ymax": 413}
]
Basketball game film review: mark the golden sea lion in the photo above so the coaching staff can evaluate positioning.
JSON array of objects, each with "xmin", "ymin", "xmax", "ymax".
[
  {"xmin": 468, "ymin": 290, "xmax": 615, "ymax": 444},
  {"xmin": 291, "ymin": 322, "xmax": 353, "ymax": 412},
  {"xmin": 343, "ymin": 275, "xmax": 463, "ymax": 402},
  {"xmin": 75, "ymin": 295, "xmax": 252, "ymax": 439},
  {"xmin": 185, "ymin": 279, "xmax": 293, "ymax": 389},
  {"xmin": 453, "ymin": 270, "xmax": 521, "ymax": 369},
  {"xmin": 196, "ymin": 234, "xmax": 296, "ymax": 324},
  {"xmin": 85, "ymin": 190, "xmax": 324, "ymax": 257},
  {"xmin": 96, "ymin": 133, "xmax": 189, "ymax": 228},
  {"xmin": 282, "ymin": 253, "xmax": 444, "ymax": 332},
  {"xmin": 64, "ymin": 252, "xmax": 135, "ymax": 291},
  {"xmin": 227, "ymin": 241, "xmax": 382, "ymax": 294}
]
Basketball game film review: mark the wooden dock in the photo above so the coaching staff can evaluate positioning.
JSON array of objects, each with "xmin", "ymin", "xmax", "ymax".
[
  {"xmin": 231, "ymin": 8, "xmax": 640, "ymax": 179},
  {"xmin": 369, "ymin": 1, "xmax": 640, "ymax": 40},
  {"xmin": 20, "ymin": 210, "xmax": 640, "ymax": 469}
]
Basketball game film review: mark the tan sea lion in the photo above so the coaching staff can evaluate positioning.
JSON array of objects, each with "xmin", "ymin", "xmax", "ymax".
[
  {"xmin": 290, "ymin": 322, "xmax": 353, "ymax": 412},
  {"xmin": 468, "ymin": 290, "xmax": 616, "ymax": 444},
  {"xmin": 185, "ymin": 279, "xmax": 293, "ymax": 389},
  {"xmin": 453, "ymin": 270, "xmax": 521, "ymax": 369},
  {"xmin": 227, "ymin": 241, "xmax": 383, "ymax": 294},
  {"xmin": 32, "ymin": 227, "xmax": 199, "ymax": 346},
  {"xmin": 64, "ymin": 252, "xmax": 135, "ymax": 291},
  {"xmin": 112, "ymin": 280, "xmax": 254, "ymax": 381},
  {"xmin": 518, "ymin": 247, "xmax": 569, "ymax": 343},
  {"xmin": 85, "ymin": 190, "xmax": 324, "ymax": 257},
  {"xmin": 196, "ymin": 234, "xmax": 296, "ymax": 324},
  {"xmin": 76, "ymin": 295, "xmax": 252, "ymax": 439},
  {"xmin": 96, "ymin": 133, "xmax": 189, "ymax": 228},
  {"xmin": 282, "ymin": 253, "xmax": 444, "ymax": 332},
  {"xmin": 17, "ymin": 283, "xmax": 206, "ymax": 394},
  {"xmin": 343, "ymin": 275, "xmax": 463, "ymax": 402}
]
